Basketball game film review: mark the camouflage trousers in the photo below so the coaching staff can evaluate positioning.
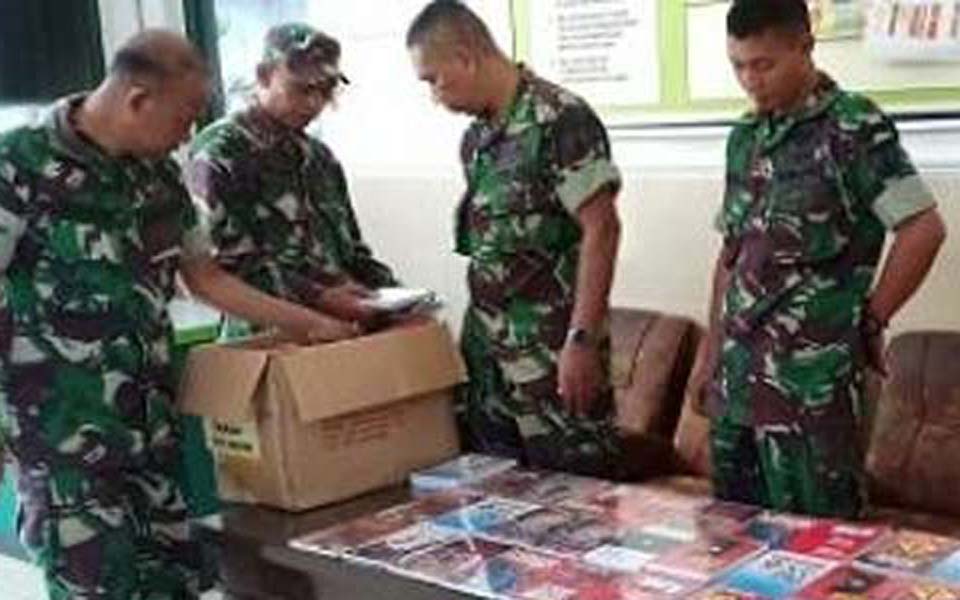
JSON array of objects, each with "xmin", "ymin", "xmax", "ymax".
[
  {"xmin": 710, "ymin": 413, "xmax": 867, "ymax": 519},
  {"xmin": 458, "ymin": 309, "xmax": 625, "ymax": 480},
  {"xmin": 15, "ymin": 461, "xmax": 204, "ymax": 600}
]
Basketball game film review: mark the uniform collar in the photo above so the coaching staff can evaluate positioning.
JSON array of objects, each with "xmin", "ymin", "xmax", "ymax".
[
  {"xmin": 740, "ymin": 72, "xmax": 840, "ymax": 151},
  {"xmin": 47, "ymin": 94, "xmax": 114, "ymax": 168},
  {"xmin": 473, "ymin": 64, "xmax": 537, "ymax": 152},
  {"xmin": 241, "ymin": 104, "xmax": 310, "ymax": 150}
]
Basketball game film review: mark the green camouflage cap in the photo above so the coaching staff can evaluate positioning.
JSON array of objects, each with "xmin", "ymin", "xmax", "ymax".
[{"xmin": 263, "ymin": 23, "xmax": 349, "ymax": 85}]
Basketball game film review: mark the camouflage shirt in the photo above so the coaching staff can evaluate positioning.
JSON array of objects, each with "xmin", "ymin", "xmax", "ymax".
[
  {"xmin": 713, "ymin": 74, "xmax": 937, "ymax": 426},
  {"xmin": 0, "ymin": 95, "xmax": 207, "ymax": 474},
  {"xmin": 187, "ymin": 105, "xmax": 396, "ymax": 308},
  {"xmin": 458, "ymin": 66, "xmax": 621, "ymax": 384}
]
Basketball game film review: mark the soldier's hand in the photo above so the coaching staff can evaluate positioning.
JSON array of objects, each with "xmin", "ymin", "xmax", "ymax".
[
  {"xmin": 864, "ymin": 329, "xmax": 888, "ymax": 377},
  {"xmin": 687, "ymin": 335, "xmax": 720, "ymax": 417},
  {"xmin": 282, "ymin": 311, "xmax": 359, "ymax": 345},
  {"xmin": 315, "ymin": 282, "xmax": 384, "ymax": 326},
  {"xmin": 558, "ymin": 343, "xmax": 603, "ymax": 417}
]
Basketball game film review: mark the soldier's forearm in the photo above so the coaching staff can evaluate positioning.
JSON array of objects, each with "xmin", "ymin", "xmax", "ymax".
[
  {"xmin": 571, "ymin": 196, "xmax": 620, "ymax": 332},
  {"xmin": 869, "ymin": 208, "xmax": 947, "ymax": 324},
  {"xmin": 180, "ymin": 257, "xmax": 340, "ymax": 332}
]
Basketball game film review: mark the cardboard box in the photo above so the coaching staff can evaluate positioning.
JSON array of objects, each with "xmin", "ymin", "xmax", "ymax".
[{"xmin": 179, "ymin": 321, "xmax": 464, "ymax": 511}]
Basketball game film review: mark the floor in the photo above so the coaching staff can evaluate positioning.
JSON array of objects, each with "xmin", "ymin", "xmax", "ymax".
[{"xmin": 0, "ymin": 554, "xmax": 224, "ymax": 600}]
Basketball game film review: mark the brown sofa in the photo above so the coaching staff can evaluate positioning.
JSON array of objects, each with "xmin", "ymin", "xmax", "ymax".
[{"xmin": 611, "ymin": 307, "xmax": 960, "ymax": 535}]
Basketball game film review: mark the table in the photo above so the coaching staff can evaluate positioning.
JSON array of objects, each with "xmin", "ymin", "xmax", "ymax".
[{"xmin": 203, "ymin": 487, "xmax": 482, "ymax": 599}]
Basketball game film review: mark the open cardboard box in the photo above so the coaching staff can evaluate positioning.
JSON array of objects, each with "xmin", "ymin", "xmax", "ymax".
[{"xmin": 179, "ymin": 320, "xmax": 464, "ymax": 511}]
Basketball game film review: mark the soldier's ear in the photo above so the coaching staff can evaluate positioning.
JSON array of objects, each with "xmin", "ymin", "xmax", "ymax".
[
  {"xmin": 124, "ymin": 83, "xmax": 152, "ymax": 115},
  {"xmin": 256, "ymin": 63, "xmax": 275, "ymax": 88}
]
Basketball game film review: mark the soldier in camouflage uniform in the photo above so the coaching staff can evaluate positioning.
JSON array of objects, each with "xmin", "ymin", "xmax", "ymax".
[
  {"xmin": 688, "ymin": 0, "xmax": 947, "ymax": 518},
  {"xmin": 407, "ymin": 2, "xmax": 629, "ymax": 479},
  {"xmin": 187, "ymin": 23, "xmax": 397, "ymax": 333},
  {"xmin": 0, "ymin": 32, "xmax": 353, "ymax": 599}
]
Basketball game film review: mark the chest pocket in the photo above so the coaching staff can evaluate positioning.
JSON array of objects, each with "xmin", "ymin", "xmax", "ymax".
[
  {"xmin": 466, "ymin": 127, "xmax": 573, "ymax": 261},
  {"xmin": 761, "ymin": 139, "xmax": 853, "ymax": 266}
]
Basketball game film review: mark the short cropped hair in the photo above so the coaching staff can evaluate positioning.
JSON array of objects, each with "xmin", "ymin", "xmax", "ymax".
[
  {"xmin": 406, "ymin": 0, "xmax": 498, "ymax": 56},
  {"xmin": 727, "ymin": 0, "xmax": 811, "ymax": 39}
]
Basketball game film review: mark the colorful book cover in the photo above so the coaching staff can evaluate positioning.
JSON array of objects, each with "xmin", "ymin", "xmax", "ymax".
[
  {"xmin": 717, "ymin": 550, "xmax": 836, "ymax": 599},
  {"xmin": 929, "ymin": 549, "xmax": 960, "ymax": 585},
  {"xmin": 391, "ymin": 536, "xmax": 514, "ymax": 586},
  {"xmin": 460, "ymin": 546, "xmax": 565, "ymax": 598},
  {"xmin": 700, "ymin": 500, "xmax": 765, "ymax": 536},
  {"xmin": 583, "ymin": 530, "xmax": 686, "ymax": 573},
  {"xmin": 488, "ymin": 506, "xmax": 618, "ymax": 557},
  {"xmin": 432, "ymin": 496, "xmax": 540, "ymax": 534},
  {"xmin": 785, "ymin": 522, "xmax": 888, "ymax": 561},
  {"xmin": 474, "ymin": 468, "xmax": 556, "ymax": 499},
  {"xmin": 409, "ymin": 454, "xmax": 518, "ymax": 493},
  {"xmin": 289, "ymin": 490, "xmax": 481, "ymax": 555},
  {"xmin": 887, "ymin": 580, "xmax": 960, "ymax": 600},
  {"xmin": 648, "ymin": 534, "xmax": 766, "ymax": 581},
  {"xmin": 690, "ymin": 586, "xmax": 771, "ymax": 599},
  {"xmin": 516, "ymin": 559, "xmax": 620, "ymax": 600},
  {"xmin": 575, "ymin": 485, "xmax": 708, "ymax": 528},
  {"xmin": 353, "ymin": 521, "xmax": 458, "ymax": 565},
  {"xmin": 795, "ymin": 564, "xmax": 909, "ymax": 599},
  {"xmin": 612, "ymin": 571, "xmax": 704, "ymax": 599},
  {"xmin": 509, "ymin": 471, "xmax": 615, "ymax": 506},
  {"xmin": 857, "ymin": 530, "xmax": 960, "ymax": 575}
]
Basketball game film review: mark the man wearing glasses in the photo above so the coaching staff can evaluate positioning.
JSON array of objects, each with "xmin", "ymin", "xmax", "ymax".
[{"xmin": 187, "ymin": 23, "xmax": 397, "ymax": 335}]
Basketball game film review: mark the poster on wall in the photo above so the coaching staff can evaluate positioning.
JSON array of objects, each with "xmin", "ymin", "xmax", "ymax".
[
  {"xmin": 687, "ymin": 0, "xmax": 960, "ymax": 105},
  {"xmin": 526, "ymin": 0, "xmax": 660, "ymax": 107},
  {"xmin": 867, "ymin": 0, "xmax": 960, "ymax": 61},
  {"xmin": 810, "ymin": 0, "xmax": 866, "ymax": 39}
]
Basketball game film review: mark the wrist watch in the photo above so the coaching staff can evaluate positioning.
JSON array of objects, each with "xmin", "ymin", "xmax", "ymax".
[{"xmin": 566, "ymin": 326, "xmax": 598, "ymax": 348}]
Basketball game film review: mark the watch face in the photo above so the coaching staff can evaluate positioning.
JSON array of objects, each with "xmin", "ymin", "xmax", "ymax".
[{"xmin": 568, "ymin": 328, "xmax": 591, "ymax": 346}]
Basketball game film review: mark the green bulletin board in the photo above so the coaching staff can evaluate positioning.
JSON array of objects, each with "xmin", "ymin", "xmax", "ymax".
[{"xmin": 511, "ymin": 0, "xmax": 960, "ymax": 125}]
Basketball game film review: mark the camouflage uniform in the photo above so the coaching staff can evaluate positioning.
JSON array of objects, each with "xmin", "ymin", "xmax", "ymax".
[
  {"xmin": 186, "ymin": 105, "xmax": 396, "ymax": 320},
  {"xmin": 457, "ymin": 66, "xmax": 625, "ymax": 479},
  {"xmin": 0, "ymin": 96, "xmax": 207, "ymax": 598},
  {"xmin": 710, "ymin": 74, "xmax": 937, "ymax": 518}
]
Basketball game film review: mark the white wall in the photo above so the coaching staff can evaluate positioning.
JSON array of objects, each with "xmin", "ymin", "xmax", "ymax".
[
  {"xmin": 67, "ymin": 2, "xmax": 960, "ymax": 336},
  {"xmin": 316, "ymin": 3, "xmax": 960, "ymax": 336}
]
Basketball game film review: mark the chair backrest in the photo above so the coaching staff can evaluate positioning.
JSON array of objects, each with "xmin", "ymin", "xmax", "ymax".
[
  {"xmin": 610, "ymin": 308, "xmax": 700, "ymax": 439},
  {"xmin": 867, "ymin": 332, "xmax": 960, "ymax": 518},
  {"xmin": 610, "ymin": 308, "xmax": 701, "ymax": 478}
]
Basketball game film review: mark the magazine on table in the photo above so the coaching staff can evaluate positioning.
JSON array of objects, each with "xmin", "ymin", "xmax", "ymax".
[
  {"xmin": 856, "ymin": 529, "xmax": 960, "ymax": 575},
  {"xmin": 714, "ymin": 550, "xmax": 837, "ymax": 599},
  {"xmin": 929, "ymin": 548, "xmax": 960, "ymax": 585},
  {"xmin": 646, "ymin": 534, "xmax": 766, "ymax": 582},
  {"xmin": 782, "ymin": 520, "xmax": 888, "ymax": 561},
  {"xmin": 409, "ymin": 454, "xmax": 518, "ymax": 493},
  {"xmin": 689, "ymin": 585, "xmax": 771, "ymax": 599},
  {"xmin": 795, "ymin": 563, "xmax": 927, "ymax": 599},
  {"xmin": 583, "ymin": 528, "xmax": 686, "ymax": 574},
  {"xmin": 574, "ymin": 484, "xmax": 708, "ymax": 525},
  {"xmin": 486, "ymin": 505, "xmax": 619, "ymax": 557},
  {"xmin": 477, "ymin": 469, "xmax": 614, "ymax": 507},
  {"xmin": 390, "ymin": 536, "xmax": 515, "ymax": 590},
  {"xmin": 352, "ymin": 521, "xmax": 460, "ymax": 566},
  {"xmin": 289, "ymin": 489, "xmax": 482, "ymax": 556},
  {"xmin": 458, "ymin": 546, "xmax": 566, "ymax": 598},
  {"xmin": 431, "ymin": 496, "xmax": 541, "ymax": 535}
]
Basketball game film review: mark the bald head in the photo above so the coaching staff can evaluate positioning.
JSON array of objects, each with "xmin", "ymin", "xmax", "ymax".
[
  {"xmin": 78, "ymin": 29, "xmax": 209, "ymax": 159},
  {"xmin": 109, "ymin": 29, "xmax": 208, "ymax": 87}
]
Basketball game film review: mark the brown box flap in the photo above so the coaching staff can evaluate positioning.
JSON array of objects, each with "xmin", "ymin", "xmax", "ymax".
[
  {"xmin": 178, "ymin": 343, "xmax": 270, "ymax": 423},
  {"xmin": 275, "ymin": 321, "xmax": 466, "ymax": 423}
]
